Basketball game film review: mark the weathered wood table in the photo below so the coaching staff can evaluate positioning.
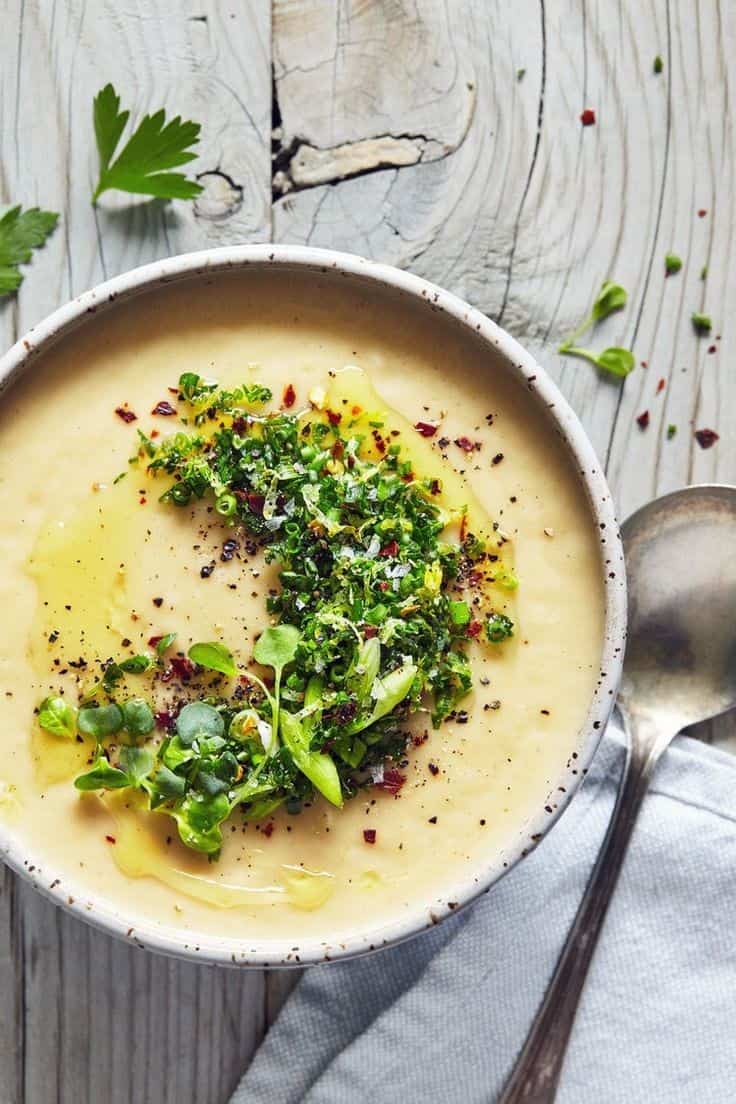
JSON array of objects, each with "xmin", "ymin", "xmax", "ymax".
[{"xmin": 1, "ymin": 2, "xmax": 734, "ymax": 1100}]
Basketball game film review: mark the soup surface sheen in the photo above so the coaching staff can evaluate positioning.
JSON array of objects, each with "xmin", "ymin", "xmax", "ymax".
[{"xmin": 0, "ymin": 270, "xmax": 605, "ymax": 953}]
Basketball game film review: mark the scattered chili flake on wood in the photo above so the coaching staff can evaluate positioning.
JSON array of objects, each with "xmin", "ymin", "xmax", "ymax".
[
  {"xmin": 414, "ymin": 421, "xmax": 438, "ymax": 437},
  {"xmin": 580, "ymin": 108, "xmax": 596, "ymax": 126},
  {"xmin": 151, "ymin": 400, "xmax": 177, "ymax": 416},
  {"xmin": 708, "ymin": 345, "xmax": 717, "ymax": 354},
  {"xmin": 115, "ymin": 407, "xmax": 137, "ymax": 423},
  {"xmin": 636, "ymin": 410, "xmax": 650, "ymax": 429},
  {"xmin": 282, "ymin": 383, "xmax": 296, "ymax": 408},
  {"xmin": 698, "ymin": 208, "xmax": 707, "ymax": 218},
  {"xmin": 694, "ymin": 428, "xmax": 719, "ymax": 449},
  {"xmin": 105, "ymin": 835, "xmax": 116, "ymax": 844},
  {"xmin": 363, "ymin": 828, "xmax": 377, "ymax": 844},
  {"xmin": 656, "ymin": 378, "xmax": 666, "ymax": 393},
  {"xmin": 378, "ymin": 769, "xmax": 406, "ymax": 795}
]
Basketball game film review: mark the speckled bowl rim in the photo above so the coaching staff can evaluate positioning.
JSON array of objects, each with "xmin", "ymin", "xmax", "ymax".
[{"xmin": 0, "ymin": 245, "xmax": 626, "ymax": 967}]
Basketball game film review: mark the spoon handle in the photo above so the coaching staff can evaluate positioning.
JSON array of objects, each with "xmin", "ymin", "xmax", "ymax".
[{"xmin": 498, "ymin": 715, "xmax": 669, "ymax": 1103}]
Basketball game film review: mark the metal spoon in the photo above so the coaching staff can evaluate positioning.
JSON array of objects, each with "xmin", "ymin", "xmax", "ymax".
[{"xmin": 500, "ymin": 484, "xmax": 736, "ymax": 1103}]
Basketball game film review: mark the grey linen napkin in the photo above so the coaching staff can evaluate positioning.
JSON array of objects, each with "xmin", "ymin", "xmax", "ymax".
[{"xmin": 231, "ymin": 721, "xmax": 736, "ymax": 1103}]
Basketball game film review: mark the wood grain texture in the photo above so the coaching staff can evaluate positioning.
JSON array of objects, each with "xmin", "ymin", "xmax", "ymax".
[{"xmin": 2, "ymin": 1, "xmax": 735, "ymax": 1100}]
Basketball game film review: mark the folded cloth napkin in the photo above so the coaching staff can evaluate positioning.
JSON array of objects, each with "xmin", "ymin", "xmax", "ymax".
[{"xmin": 231, "ymin": 720, "xmax": 736, "ymax": 1104}]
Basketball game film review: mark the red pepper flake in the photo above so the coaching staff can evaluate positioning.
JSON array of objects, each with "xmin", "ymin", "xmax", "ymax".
[
  {"xmin": 331, "ymin": 439, "xmax": 345, "ymax": 460},
  {"xmin": 467, "ymin": 620, "xmax": 482, "ymax": 638},
  {"xmin": 580, "ymin": 108, "xmax": 596, "ymax": 126},
  {"xmin": 168, "ymin": 656, "xmax": 195, "ymax": 682},
  {"xmin": 246, "ymin": 493, "xmax": 265, "ymax": 515},
  {"xmin": 261, "ymin": 822, "xmax": 275, "ymax": 838},
  {"xmin": 148, "ymin": 634, "xmax": 163, "ymax": 648},
  {"xmin": 232, "ymin": 416, "xmax": 248, "ymax": 435},
  {"xmin": 698, "ymin": 208, "xmax": 707, "ymax": 218},
  {"xmin": 150, "ymin": 429, "xmax": 160, "ymax": 439},
  {"xmin": 115, "ymin": 407, "xmax": 137, "ymax": 423},
  {"xmin": 363, "ymin": 625, "xmax": 379, "ymax": 639},
  {"xmin": 282, "ymin": 383, "xmax": 296, "ymax": 408},
  {"xmin": 708, "ymin": 344, "xmax": 717, "ymax": 354},
  {"xmin": 363, "ymin": 828, "xmax": 377, "ymax": 844},
  {"xmin": 151, "ymin": 400, "xmax": 177, "ymax": 416},
  {"xmin": 429, "ymin": 479, "xmax": 441, "ymax": 496},
  {"xmin": 636, "ymin": 410, "xmax": 650, "ymax": 429},
  {"xmin": 375, "ymin": 436, "xmax": 386, "ymax": 454},
  {"xmin": 640, "ymin": 360, "xmax": 648, "ymax": 369},
  {"xmin": 105, "ymin": 835, "xmax": 116, "ymax": 844},
  {"xmin": 378, "ymin": 768, "xmax": 406, "ymax": 796},
  {"xmin": 351, "ymin": 405, "xmax": 362, "ymax": 415},
  {"xmin": 454, "ymin": 436, "xmax": 475, "ymax": 453},
  {"xmin": 414, "ymin": 421, "xmax": 438, "ymax": 437},
  {"xmin": 428, "ymin": 762, "xmax": 440, "ymax": 776},
  {"xmin": 139, "ymin": 496, "xmax": 147, "ymax": 505},
  {"xmin": 694, "ymin": 427, "xmax": 719, "ymax": 449},
  {"xmin": 326, "ymin": 409, "xmax": 342, "ymax": 426},
  {"xmin": 378, "ymin": 580, "xmax": 390, "ymax": 591},
  {"xmin": 656, "ymin": 378, "xmax": 666, "ymax": 393},
  {"xmin": 379, "ymin": 540, "xmax": 399, "ymax": 557}
]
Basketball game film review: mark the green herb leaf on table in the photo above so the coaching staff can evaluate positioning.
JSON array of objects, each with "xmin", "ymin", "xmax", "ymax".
[
  {"xmin": 560, "ymin": 345, "xmax": 635, "ymax": 379},
  {"xmin": 92, "ymin": 83, "xmax": 203, "ymax": 204},
  {"xmin": 188, "ymin": 641, "xmax": 237, "ymax": 678},
  {"xmin": 665, "ymin": 253, "xmax": 682, "ymax": 276},
  {"xmin": 692, "ymin": 312, "xmax": 712, "ymax": 336},
  {"xmin": 0, "ymin": 206, "xmax": 59, "ymax": 297},
  {"xmin": 559, "ymin": 281, "xmax": 628, "ymax": 353},
  {"xmin": 38, "ymin": 696, "xmax": 77, "ymax": 739}
]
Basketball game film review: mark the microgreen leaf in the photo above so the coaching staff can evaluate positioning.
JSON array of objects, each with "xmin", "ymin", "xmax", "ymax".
[
  {"xmin": 559, "ymin": 280, "xmax": 628, "ymax": 351},
  {"xmin": 38, "ymin": 696, "xmax": 77, "ymax": 740},
  {"xmin": 92, "ymin": 83, "xmax": 203, "ymax": 203},
  {"xmin": 74, "ymin": 753, "xmax": 130, "ymax": 791},
  {"xmin": 155, "ymin": 632, "xmax": 177, "ymax": 656},
  {"xmin": 188, "ymin": 641, "xmax": 237, "ymax": 678},
  {"xmin": 78, "ymin": 703, "xmax": 124, "ymax": 739},
  {"xmin": 119, "ymin": 745, "xmax": 155, "ymax": 786},
  {"xmin": 171, "ymin": 792, "xmax": 231, "ymax": 855},
  {"xmin": 143, "ymin": 764, "xmax": 186, "ymax": 807},
  {"xmin": 119, "ymin": 653, "xmax": 153, "ymax": 674},
  {"xmin": 121, "ymin": 697, "xmax": 155, "ymax": 738},
  {"xmin": 562, "ymin": 345, "xmax": 635, "ymax": 379},
  {"xmin": 665, "ymin": 253, "xmax": 682, "ymax": 276},
  {"xmin": 175, "ymin": 702, "xmax": 224, "ymax": 746},
  {"xmin": 0, "ymin": 206, "xmax": 59, "ymax": 297},
  {"xmin": 253, "ymin": 625, "xmax": 301, "ymax": 672}
]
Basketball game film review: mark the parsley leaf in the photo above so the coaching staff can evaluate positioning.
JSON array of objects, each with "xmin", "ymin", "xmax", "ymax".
[
  {"xmin": 92, "ymin": 83, "xmax": 203, "ymax": 204},
  {"xmin": 0, "ymin": 206, "xmax": 59, "ymax": 296}
]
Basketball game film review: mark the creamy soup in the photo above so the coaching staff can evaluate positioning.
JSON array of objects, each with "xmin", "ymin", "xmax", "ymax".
[{"xmin": 0, "ymin": 270, "xmax": 605, "ymax": 953}]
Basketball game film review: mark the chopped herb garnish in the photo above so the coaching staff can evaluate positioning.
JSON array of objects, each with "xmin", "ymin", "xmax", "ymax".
[
  {"xmin": 692, "ymin": 312, "xmax": 712, "ymax": 335},
  {"xmin": 38, "ymin": 375, "xmax": 515, "ymax": 857},
  {"xmin": 0, "ymin": 206, "xmax": 59, "ymax": 297},
  {"xmin": 653, "ymin": 55, "xmax": 663, "ymax": 74},
  {"xmin": 517, "ymin": 68, "xmax": 526, "ymax": 81},
  {"xmin": 667, "ymin": 424, "xmax": 677, "ymax": 439},
  {"xmin": 665, "ymin": 253, "xmax": 682, "ymax": 276},
  {"xmin": 700, "ymin": 265, "xmax": 708, "ymax": 280}
]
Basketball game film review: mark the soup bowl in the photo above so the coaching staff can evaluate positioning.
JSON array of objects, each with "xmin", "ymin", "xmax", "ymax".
[{"xmin": 0, "ymin": 246, "xmax": 626, "ymax": 966}]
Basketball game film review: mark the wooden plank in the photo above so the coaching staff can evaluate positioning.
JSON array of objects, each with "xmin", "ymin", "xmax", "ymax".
[{"xmin": 0, "ymin": 2, "xmax": 271, "ymax": 1102}]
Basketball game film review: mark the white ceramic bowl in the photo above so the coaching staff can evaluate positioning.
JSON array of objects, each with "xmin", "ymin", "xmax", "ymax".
[{"xmin": 0, "ymin": 246, "xmax": 626, "ymax": 966}]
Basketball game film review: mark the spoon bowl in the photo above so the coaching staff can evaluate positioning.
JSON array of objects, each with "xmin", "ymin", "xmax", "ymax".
[
  {"xmin": 501, "ymin": 483, "xmax": 736, "ymax": 1103},
  {"xmin": 620, "ymin": 484, "xmax": 736, "ymax": 733}
]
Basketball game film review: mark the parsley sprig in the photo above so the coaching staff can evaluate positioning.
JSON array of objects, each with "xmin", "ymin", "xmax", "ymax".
[
  {"xmin": 559, "ymin": 281, "xmax": 635, "ymax": 379},
  {"xmin": 0, "ymin": 205, "xmax": 59, "ymax": 296},
  {"xmin": 92, "ymin": 83, "xmax": 203, "ymax": 204}
]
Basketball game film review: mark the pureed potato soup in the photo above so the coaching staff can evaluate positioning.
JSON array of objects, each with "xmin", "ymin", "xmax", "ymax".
[{"xmin": 0, "ymin": 270, "xmax": 604, "ymax": 950}]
